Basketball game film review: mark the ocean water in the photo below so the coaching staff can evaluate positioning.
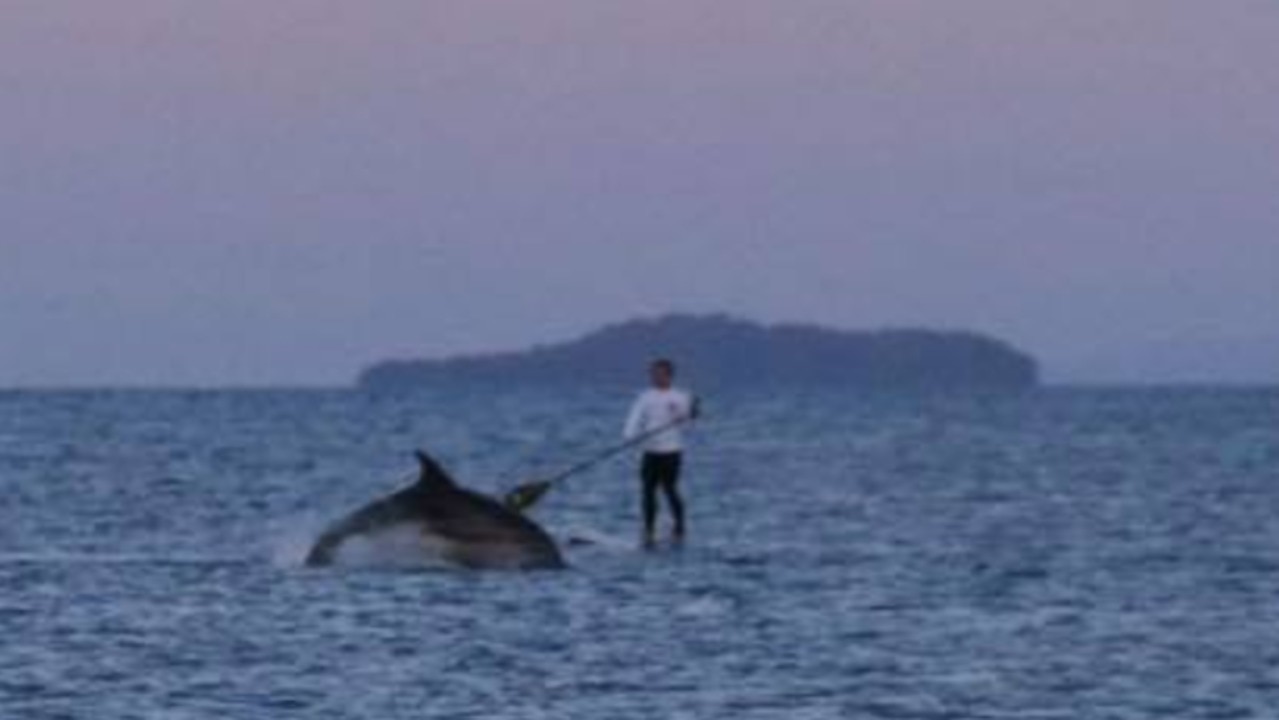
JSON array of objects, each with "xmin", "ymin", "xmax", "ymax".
[{"xmin": 1, "ymin": 387, "xmax": 1277, "ymax": 719}]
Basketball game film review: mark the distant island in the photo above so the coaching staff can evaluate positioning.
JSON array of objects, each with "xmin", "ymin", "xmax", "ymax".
[{"xmin": 357, "ymin": 314, "xmax": 1039, "ymax": 390}]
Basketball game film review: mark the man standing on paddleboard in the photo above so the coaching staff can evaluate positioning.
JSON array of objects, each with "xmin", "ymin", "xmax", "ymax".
[{"xmin": 624, "ymin": 358, "xmax": 699, "ymax": 546}]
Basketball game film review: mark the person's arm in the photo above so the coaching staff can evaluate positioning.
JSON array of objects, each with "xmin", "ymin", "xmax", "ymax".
[
  {"xmin": 623, "ymin": 394, "xmax": 646, "ymax": 439},
  {"xmin": 674, "ymin": 390, "xmax": 699, "ymax": 422}
]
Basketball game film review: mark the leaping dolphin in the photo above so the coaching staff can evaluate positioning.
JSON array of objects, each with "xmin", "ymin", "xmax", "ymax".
[{"xmin": 304, "ymin": 451, "xmax": 565, "ymax": 570}]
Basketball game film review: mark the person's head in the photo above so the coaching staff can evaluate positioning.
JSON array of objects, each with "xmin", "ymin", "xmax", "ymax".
[{"xmin": 649, "ymin": 358, "xmax": 676, "ymax": 389}]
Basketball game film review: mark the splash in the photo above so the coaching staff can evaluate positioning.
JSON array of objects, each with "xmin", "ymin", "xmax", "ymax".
[{"xmin": 272, "ymin": 516, "xmax": 456, "ymax": 570}]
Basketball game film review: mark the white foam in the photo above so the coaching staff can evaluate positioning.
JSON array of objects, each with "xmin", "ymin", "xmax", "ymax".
[
  {"xmin": 675, "ymin": 595, "xmax": 733, "ymax": 618},
  {"xmin": 269, "ymin": 515, "xmax": 328, "ymax": 568},
  {"xmin": 558, "ymin": 526, "xmax": 634, "ymax": 550}
]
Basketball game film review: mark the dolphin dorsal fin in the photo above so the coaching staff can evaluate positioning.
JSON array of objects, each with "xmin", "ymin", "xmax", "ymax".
[{"xmin": 414, "ymin": 451, "xmax": 458, "ymax": 489}]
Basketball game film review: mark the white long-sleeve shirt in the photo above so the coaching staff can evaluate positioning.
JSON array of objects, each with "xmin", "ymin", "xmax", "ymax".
[{"xmin": 624, "ymin": 388, "xmax": 695, "ymax": 454}]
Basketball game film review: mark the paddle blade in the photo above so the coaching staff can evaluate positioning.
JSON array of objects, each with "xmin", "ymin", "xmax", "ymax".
[{"xmin": 504, "ymin": 480, "xmax": 553, "ymax": 512}]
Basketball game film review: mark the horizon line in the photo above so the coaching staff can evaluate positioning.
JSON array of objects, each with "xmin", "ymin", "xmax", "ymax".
[{"xmin": 2, "ymin": 381, "xmax": 1276, "ymax": 393}]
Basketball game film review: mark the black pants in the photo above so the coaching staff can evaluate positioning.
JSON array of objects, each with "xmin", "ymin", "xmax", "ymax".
[{"xmin": 641, "ymin": 452, "xmax": 685, "ymax": 536}]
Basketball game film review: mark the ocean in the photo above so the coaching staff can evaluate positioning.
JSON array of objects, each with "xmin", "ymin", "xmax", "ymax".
[{"xmin": 1, "ymin": 387, "xmax": 1277, "ymax": 719}]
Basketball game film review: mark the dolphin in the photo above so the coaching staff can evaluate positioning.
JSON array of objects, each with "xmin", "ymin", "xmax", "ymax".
[{"xmin": 304, "ymin": 451, "xmax": 565, "ymax": 570}]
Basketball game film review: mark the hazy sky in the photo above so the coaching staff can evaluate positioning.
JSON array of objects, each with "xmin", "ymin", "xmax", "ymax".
[{"xmin": 3, "ymin": 1, "xmax": 1277, "ymax": 386}]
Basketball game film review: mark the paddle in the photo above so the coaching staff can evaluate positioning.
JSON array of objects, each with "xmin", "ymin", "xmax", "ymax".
[{"xmin": 503, "ymin": 404, "xmax": 699, "ymax": 512}]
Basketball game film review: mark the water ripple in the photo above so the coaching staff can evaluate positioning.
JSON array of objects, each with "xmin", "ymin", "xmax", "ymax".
[{"xmin": 1, "ymin": 388, "xmax": 1277, "ymax": 718}]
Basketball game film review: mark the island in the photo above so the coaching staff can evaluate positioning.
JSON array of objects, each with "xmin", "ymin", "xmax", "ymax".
[{"xmin": 357, "ymin": 314, "xmax": 1039, "ymax": 391}]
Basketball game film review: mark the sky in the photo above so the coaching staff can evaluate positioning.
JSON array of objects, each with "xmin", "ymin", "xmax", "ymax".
[{"xmin": 2, "ymin": 0, "xmax": 1277, "ymax": 387}]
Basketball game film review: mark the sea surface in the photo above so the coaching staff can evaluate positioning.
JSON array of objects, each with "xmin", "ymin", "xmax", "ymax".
[{"xmin": 1, "ymin": 387, "xmax": 1277, "ymax": 719}]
